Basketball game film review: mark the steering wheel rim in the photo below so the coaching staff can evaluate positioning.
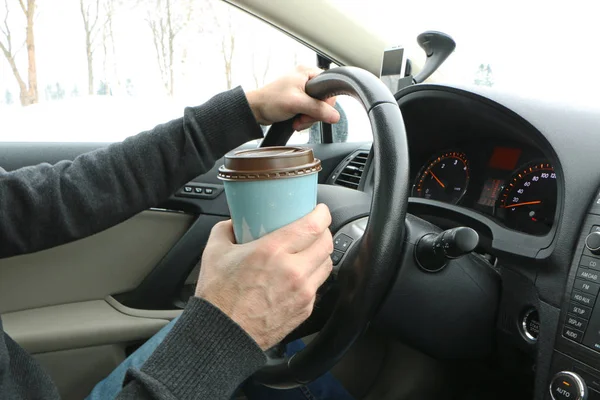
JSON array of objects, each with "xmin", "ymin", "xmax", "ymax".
[{"xmin": 254, "ymin": 66, "xmax": 410, "ymax": 387}]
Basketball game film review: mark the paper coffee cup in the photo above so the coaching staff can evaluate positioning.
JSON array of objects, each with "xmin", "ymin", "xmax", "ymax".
[{"xmin": 218, "ymin": 146, "xmax": 322, "ymax": 244}]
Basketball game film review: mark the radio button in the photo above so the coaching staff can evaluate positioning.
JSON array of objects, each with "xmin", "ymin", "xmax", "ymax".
[
  {"xmin": 563, "ymin": 326, "xmax": 585, "ymax": 343},
  {"xmin": 581, "ymin": 255, "xmax": 600, "ymax": 270},
  {"xmin": 577, "ymin": 268, "xmax": 600, "ymax": 283},
  {"xmin": 566, "ymin": 314, "xmax": 589, "ymax": 331},
  {"xmin": 569, "ymin": 302, "xmax": 593, "ymax": 319},
  {"xmin": 572, "ymin": 290, "xmax": 597, "ymax": 307},
  {"xmin": 574, "ymin": 279, "xmax": 600, "ymax": 296}
]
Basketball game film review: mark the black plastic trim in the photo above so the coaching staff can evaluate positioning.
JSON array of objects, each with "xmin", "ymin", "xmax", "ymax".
[
  {"xmin": 408, "ymin": 198, "xmax": 551, "ymax": 259},
  {"xmin": 114, "ymin": 214, "xmax": 227, "ymax": 310},
  {"xmin": 321, "ymin": 122, "xmax": 333, "ymax": 143}
]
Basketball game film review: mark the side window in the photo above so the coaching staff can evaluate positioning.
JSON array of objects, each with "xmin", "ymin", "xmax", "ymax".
[
  {"xmin": 288, "ymin": 95, "xmax": 372, "ymax": 145},
  {"xmin": 333, "ymin": 96, "xmax": 372, "ymax": 143},
  {"xmin": 0, "ymin": 1, "xmax": 316, "ymax": 142}
]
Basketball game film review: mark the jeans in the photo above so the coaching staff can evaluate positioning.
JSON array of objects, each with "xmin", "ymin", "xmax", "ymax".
[{"xmin": 87, "ymin": 317, "xmax": 354, "ymax": 400}]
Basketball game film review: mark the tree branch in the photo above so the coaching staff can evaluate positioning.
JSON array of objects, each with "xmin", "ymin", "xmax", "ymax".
[
  {"xmin": 17, "ymin": 0, "xmax": 25, "ymax": 15},
  {"xmin": 0, "ymin": 38, "xmax": 27, "ymax": 92},
  {"xmin": 262, "ymin": 49, "xmax": 270, "ymax": 84},
  {"xmin": 89, "ymin": 0, "xmax": 100, "ymax": 34},
  {"xmin": 0, "ymin": 37, "xmax": 9, "ymax": 56},
  {"xmin": 90, "ymin": 25, "xmax": 101, "ymax": 47},
  {"xmin": 79, "ymin": 0, "xmax": 88, "ymax": 29},
  {"xmin": 1, "ymin": 0, "xmax": 11, "ymax": 53},
  {"xmin": 148, "ymin": 14, "xmax": 168, "ymax": 91}
]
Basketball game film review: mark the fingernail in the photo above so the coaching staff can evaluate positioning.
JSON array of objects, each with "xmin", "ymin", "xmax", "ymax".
[{"xmin": 330, "ymin": 111, "xmax": 341, "ymax": 123}]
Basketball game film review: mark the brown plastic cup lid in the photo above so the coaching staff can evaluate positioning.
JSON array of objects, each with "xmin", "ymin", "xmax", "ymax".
[{"xmin": 218, "ymin": 146, "xmax": 322, "ymax": 181}]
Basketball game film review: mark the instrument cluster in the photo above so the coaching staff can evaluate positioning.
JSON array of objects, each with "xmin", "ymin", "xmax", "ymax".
[{"xmin": 411, "ymin": 144, "xmax": 557, "ymax": 235}]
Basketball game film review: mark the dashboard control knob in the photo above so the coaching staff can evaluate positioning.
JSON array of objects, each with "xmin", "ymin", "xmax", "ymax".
[
  {"xmin": 550, "ymin": 371, "xmax": 587, "ymax": 400},
  {"xmin": 585, "ymin": 232, "xmax": 600, "ymax": 255},
  {"xmin": 415, "ymin": 227, "xmax": 479, "ymax": 272}
]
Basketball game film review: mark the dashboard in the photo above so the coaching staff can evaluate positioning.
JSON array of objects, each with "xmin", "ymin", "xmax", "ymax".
[
  {"xmin": 319, "ymin": 82, "xmax": 600, "ymax": 400},
  {"xmin": 167, "ymin": 80, "xmax": 600, "ymax": 400},
  {"xmin": 411, "ymin": 142, "xmax": 557, "ymax": 235}
]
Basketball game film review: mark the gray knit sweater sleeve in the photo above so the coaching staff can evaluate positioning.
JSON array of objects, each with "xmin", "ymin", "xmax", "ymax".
[
  {"xmin": 0, "ymin": 87, "xmax": 267, "ymax": 399},
  {"xmin": 0, "ymin": 86, "xmax": 263, "ymax": 258},
  {"xmin": 117, "ymin": 298, "xmax": 267, "ymax": 399}
]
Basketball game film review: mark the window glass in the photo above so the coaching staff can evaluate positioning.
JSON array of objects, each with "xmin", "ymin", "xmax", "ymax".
[
  {"xmin": 0, "ymin": 1, "xmax": 314, "ymax": 142},
  {"xmin": 287, "ymin": 95, "xmax": 372, "ymax": 144}
]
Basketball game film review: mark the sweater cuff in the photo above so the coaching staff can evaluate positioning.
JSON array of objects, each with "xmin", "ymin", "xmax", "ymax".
[
  {"xmin": 184, "ymin": 86, "xmax": 264, "ymax": 159},
  {"xmin": 139, "ymin": 297, "xmax": 266, "ymax": 399}
]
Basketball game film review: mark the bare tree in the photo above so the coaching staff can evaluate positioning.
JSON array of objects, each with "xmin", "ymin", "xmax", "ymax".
[
  {"xmin": 147, "ymin": 0, "xmax": 174, "ymax": 96},
  {"xmin": 178, "ymin": 0, "xmax": 198, "ymax": 83},
  {"xmin": 146, "ymin": 0, "xmax": 195, "ymax": 96},
  {"xmin": 0, "ymin": 0, "xmax": 38, "ymax": 106},
  {"xmin": 221, "ymin": 26, "xmax": 234, "ymax": 89},
  {"xmin": 102, "ymin": 0, "xmax": 119, "ymax": 89},
  {"xmin": 209, "ymin": 4, "xmax": 235, "ymax": 90},
  {"xmin": 80, "ymin": 0, "xmax": 101, "ymax": 95},
  {"xmin": 251, "ymin": 49, "xmax": 270, "ymax": 89}
]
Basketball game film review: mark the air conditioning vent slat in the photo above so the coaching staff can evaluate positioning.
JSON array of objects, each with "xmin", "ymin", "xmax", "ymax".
[
  {"xmin": 348, "ymin": 162, "xmax": 365, "ymax": 167},
  {"xmin": 336, "ymin": 179, "xmax": 358, "ymax": 186},
  {"xmin": 333, "ymin": 151, "xmax": 369, "ymax": 190}
]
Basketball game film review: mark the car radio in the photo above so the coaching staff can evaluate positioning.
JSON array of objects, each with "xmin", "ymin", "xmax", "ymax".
[{"xmin": 548, "ymin": 190, "xmax": 600, "ymax": 400}]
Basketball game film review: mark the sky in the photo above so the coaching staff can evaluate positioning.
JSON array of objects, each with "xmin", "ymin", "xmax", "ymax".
[
  {"xmin": 337, "ymin": 0, "xmax": 600, "ymax": 101},
  {"xmin": 0, "ymin": 0, "xmax": 599, "ymax": 142}
]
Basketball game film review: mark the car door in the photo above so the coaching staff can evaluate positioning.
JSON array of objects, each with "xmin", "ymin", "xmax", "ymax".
[
  {"xmin": 0, "ymin": 2, "xmax": 370, "ymax": 398},
  {"xmin": 0, "ymin": 141, "xmax": 365, "ymax": 399}
]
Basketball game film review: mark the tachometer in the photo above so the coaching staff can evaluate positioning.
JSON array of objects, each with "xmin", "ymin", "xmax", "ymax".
[
  {"xmin": 412, "ymin": 151, "xmax": 470, "ymax": 204},
  {"xmin": 495, "ymin": 161, "xmax": 557, "ymax": 235}
]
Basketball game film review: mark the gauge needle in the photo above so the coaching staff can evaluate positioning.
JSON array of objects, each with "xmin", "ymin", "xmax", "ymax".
[
  {"xmin": 429, "ymin": 171, "xmax": 445, "ymax": 188},
  {"xmin": 504, "ymin": 200, "xmax": 542, "ymax": 208}
]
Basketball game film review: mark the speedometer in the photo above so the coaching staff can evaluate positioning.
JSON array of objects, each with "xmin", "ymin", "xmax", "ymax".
[{"xmin": 495, "ymin": 161, "xmax": 557, "ymax": 235}]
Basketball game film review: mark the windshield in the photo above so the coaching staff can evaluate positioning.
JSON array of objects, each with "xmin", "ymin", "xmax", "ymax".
[
  {"xmin": 336, "ymin": 0, "xmax": 599, "ymax": 101},
  {"xmin": 1, "ymin": 0, "xmax": 595, "ymax": 144},
  {"xmin": 0, "ymin": 1, "xmax": 320, "ymax": 142}
]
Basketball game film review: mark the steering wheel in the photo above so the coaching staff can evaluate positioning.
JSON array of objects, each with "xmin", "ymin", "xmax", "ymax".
[{"xmin": 253, "ymin": 67, "xmax": 410, "ymax": 387}]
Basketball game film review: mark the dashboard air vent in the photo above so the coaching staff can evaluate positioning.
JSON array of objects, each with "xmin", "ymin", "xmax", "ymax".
[{"xmin": 334, "ymin": 151, "xmax": 369, "ymax": 190}]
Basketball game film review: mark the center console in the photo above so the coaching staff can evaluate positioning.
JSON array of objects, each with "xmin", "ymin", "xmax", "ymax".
[{"xmin": 548, "ymin": 190, "xmax": 600, "ymax": 400}]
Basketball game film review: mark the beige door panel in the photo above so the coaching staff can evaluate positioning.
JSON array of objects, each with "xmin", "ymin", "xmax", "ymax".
[
  {"xmin": 0, "ymin": 209, "xmax": 200, "ymax": 397},
  {"xmin": 3, "ymin": 298, "xmax": 181, "ymax": 399},
  {"xmin": 0, "ymin": 210, "xmax": 193, "ymax": 314},
  {"xmin": 35, "ymin": 344, "xmax": 126, "ymax": 400},
  {"xmin": 2, "ymin": 300, "xmax": 170, "ymax": 354}
]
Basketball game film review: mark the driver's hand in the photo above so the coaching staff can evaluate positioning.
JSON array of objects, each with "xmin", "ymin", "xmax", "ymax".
[
  {"xmin": 195, "ymin": 204, "xmax": 334, "ymax": 350},
  {"xmin": 245, "ymin": 66, "xmax": 341, "ymax": 131}
]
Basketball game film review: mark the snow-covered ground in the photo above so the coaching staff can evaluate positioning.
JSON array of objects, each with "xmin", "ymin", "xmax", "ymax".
[
  {"xmin": 0, "ymin": 96, "xmax": 187, "ymax": 142},
  {"xmin": 0, "ymin": 95, "xmax": 372, "ymax": 144}
]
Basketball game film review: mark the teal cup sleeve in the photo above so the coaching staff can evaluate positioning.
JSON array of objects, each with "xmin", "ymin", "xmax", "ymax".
[{"xmin": 223, "ymin": 173, "xmax": 318, "ymax": 244}]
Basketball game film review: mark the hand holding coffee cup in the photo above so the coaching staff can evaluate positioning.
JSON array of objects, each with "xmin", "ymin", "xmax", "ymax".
[{"xmin": 194, "ymin": 147, "xmax": 333, "ymax": 348}]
